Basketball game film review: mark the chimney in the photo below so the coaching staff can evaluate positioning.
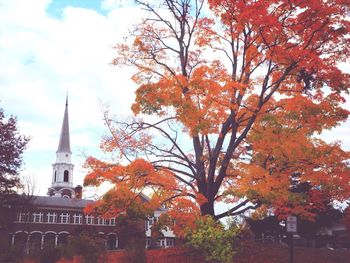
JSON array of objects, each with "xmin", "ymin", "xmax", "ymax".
[{"xmin": 74, "ymin": 185, "xmax": 83, "ymax": 199}]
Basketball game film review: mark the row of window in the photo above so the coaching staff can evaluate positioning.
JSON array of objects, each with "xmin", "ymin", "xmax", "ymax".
[
  {"xmin": 145, "ymin": 217, "xmax": 174, "ymax": 232},
  {"xmin": 12, "ymin": 232, "xmax": 119, "ymax": 251},
  {"xmin": 17, "ymin": 212, "xmax": 116, "ymax": 226},
  {"xmin": 145, "ymin": 237, "xmax": 175, "ymax": 248}
]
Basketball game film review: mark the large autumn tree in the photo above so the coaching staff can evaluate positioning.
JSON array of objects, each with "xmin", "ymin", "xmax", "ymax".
[{"xmin": 84, "ymin": 0, "xmax": 350, "ymax": 233}]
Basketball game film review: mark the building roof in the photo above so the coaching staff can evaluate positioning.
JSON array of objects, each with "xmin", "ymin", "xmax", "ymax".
[
  {"xmin": 30, "ymin": 194, "xmax": 166, "ymax": 214},
  {"xmin": 31, "ymin": 196, "xmax": 93, "ymax": 209},
  {"xmin": 57, "ymin": 96, "xmax": 71, "ymax": 153}
]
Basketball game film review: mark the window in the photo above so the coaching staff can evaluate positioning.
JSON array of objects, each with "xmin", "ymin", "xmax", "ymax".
[
  {"xmin": 104, "ymin": 217, "xmax": 116, "ymax": 225},
  {"xmin": 64, "ymin": 170, "xmax": 69, "ymax": 182},
  {"xmin": 32, "ymin": 212, "xmax": 43, "ymax": 223},
  {"xmin": 18, "ymin": 212, "xmax": 28, "ymax": 222},
  {"xmin": 47, "ymin": 212, "xmax": 57, "ymax": 223},
  {"xmin": 73, "ymin": 214, "xmax": 82, "ymax": 224},
  {"xmin": 148, "ymin": 216, "xmax": 158, "ymax": 226},
  {"xmin": 86, "ymin": 215, "xmax": 94, "ymax": 225},
  {"xmin": 60, "ymin": 213, "xmax": 70, "ymax": 224},
  {"xmin": 166, "ymin": 238, "xmax": 174, "ymax": 247},
  {"xmin": 106, "ymin": 234, "xmax": 118, "ymax": 250},
  {"xmin": 146, "ymin": 238, "xmax": 151, "ymax": 248},
  {"xmin": 97, "ymin": 217, "xmax": 105, "ymax": 225}
]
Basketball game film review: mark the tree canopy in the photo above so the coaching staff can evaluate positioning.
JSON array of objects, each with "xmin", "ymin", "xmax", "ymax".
[
  {"xmin": 0, "ymin": 107, "xmax": 29, "ymax": 228},
  {"xmin": 84, "ymin": 0, "xmax": 350, "ymax": 235},
  {"xmin": 247, "ymin": 181, "xmax": 344, "ymax": 240}
]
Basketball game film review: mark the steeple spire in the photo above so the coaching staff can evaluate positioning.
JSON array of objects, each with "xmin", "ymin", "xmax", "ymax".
[
  {"xmin": 57, "ymin": 94, "xmax": 71, "ymax": 153},
  {"xmin": 48, "ymin": 95, "xmax": 75, "ymax": 198}
]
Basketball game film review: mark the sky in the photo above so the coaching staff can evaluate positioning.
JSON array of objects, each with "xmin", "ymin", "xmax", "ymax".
[
  {"xmin": 0, "ymin": 0, "xmax": 349, "ymax": 198},
  {"xmin": 0, "ymin": 0, "xmax": 144, "ymax": 196}
]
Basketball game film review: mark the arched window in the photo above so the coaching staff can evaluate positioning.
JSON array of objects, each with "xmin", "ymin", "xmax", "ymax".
[
  {"xmin": 44, "ymin": 232, "xmax": 56, "ymax": 248},
  {"xmin": 29, "ymin": 232, "xmax": 42, "ymax": 251},
  {"xmin": 106, "ymin": 234, "xmax": 118, "ymax": 250},
  {"xmin": 64, "ymin": 170, "xmax": 69, "ymax": 182},
  {"xmin": 54, "ymin": 171, "xmax": 57, "ymax": 182},
  {"xmin": 57, "ymin": 233, "xmax": 69, "ymax": 246},
  {"xmin": 14, "ymin": 232, "xmax": 27, "ymax": 249}
]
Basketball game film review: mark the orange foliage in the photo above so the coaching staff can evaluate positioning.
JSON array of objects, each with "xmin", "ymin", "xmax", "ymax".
[
  {"xmin": 167, "ymin": 198, "xmax": 201, "ymax": 238},
  {"xmin": 232, "ymin": 97, "xmax": 350, "ymax": 217},
  {"xmin": 86, "ymin": 0, "xmax": 350, "ymax": 232}
]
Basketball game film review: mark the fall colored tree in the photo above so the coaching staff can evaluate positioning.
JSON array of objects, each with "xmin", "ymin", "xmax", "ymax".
[
  {"xmin": 247, "ymin": 182, "xmax": 343, "ymax": 241},
  {"xmin": 84, "ymin": 0, "xmax": 350, "ymax": 235}
]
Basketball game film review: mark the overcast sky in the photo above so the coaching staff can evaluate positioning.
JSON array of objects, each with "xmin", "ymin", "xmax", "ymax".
[
  {"xmin": 0, "ymin": 0, "xmax": 349, "ymax": 197},
  {"xmin": 0, "ymin": 0, "xmax": 143, "ymax": 196}
]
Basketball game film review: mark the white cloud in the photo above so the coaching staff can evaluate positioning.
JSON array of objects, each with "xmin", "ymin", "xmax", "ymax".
[
  {"xmin": 101, "ymin": 0, "xmax": 134, "ymax": 10},
  {"xmin": 0, "ymin": 0, "xmax": 142, "ymax": 195}
]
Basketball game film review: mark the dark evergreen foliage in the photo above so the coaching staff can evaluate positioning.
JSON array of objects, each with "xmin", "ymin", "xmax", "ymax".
[{"xmin": 0, "ymin": 107, "xmax": 29, "ymax": 229}]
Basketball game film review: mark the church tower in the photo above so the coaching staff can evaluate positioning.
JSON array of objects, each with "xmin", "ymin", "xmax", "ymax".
[{"xmin": 48, "ymin": 96, "xmax": 75, "ymax": 198}]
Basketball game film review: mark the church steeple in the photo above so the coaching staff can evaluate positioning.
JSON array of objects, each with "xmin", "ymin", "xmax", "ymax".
[
  {"xmin": 57, "ymin": 95, "xmax": 71, "ymax": 153},
  {"xmin": 48, "ymin": 96, "xmax": 75, "ymax": 198}
]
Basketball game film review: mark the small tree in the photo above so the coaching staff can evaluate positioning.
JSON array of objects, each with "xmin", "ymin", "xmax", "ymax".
[
  {"xmin": 0, "ymin": 107, "xmax": 29, "ymax": 261},
  {"xmin": 62, "ymin": 231, "xmax": 106, "ymax": 263},
  {"xmin": 0, "ymin": 107, "xmax": 29, "ymax": 226},
  {"xmin": 84, "ymin": 195, "xmax": 147, "ymax": 263},
  {"xmin": 0, "ymin": 108, "xmax": 29, "ymax": 185},
  {"xmin": 186, "ymin": 216, "xmax": 240, "ymax": 263},
  {"xmin": 247, "ymin": 182, "xmax": 344, "ymax": 245}
]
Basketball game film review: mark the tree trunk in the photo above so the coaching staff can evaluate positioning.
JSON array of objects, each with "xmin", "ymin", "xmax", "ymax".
[{"xmin": 200, "ymin": 201, "xmax": 215, "ymax": 217}]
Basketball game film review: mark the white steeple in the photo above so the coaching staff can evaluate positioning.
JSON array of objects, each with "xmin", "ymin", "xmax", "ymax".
[
  {"xmin": 48, "ymin": 95, "xmax": 75, "ymax": 198},
  {"xmin": 57, "ymin": 95, "xmax": 71, "ymax": 154}
]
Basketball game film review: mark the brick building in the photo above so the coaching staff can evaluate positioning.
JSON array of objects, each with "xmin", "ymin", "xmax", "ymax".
[
  {"xmin": 10, "ymin": 196, "xmax": 119, "ymax": 252},
  {"xmin": 7, "ymin": 97, "xmax": 175, "ymax": 253}
]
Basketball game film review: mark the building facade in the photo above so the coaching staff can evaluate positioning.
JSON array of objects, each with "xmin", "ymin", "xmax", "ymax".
[
  {"xmin": 10, "ymin": 197, "xmax": 118, "ymax": 252},
  {"xmin": 7, "ymin": 97, "xmax": 175, "ymax": 253}
]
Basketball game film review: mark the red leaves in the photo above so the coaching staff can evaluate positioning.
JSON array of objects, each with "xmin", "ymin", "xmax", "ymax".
[
  {"xmin": 84, "ymin": 157, "xmax": 198, "ymax": 229},
  {"xmin": 87, "ymin": 0, "xmax": 350, "ymax": 227},
  {"xmin": 83, "ymin": 157, "xmax": 124, "ymax": 186},
  {"xmin": 229, "ymin": 92, "xmax": 350, "ymax": 220},
  {"xmin": 167, "ymin": 198, "xmax": 201, "ymax": 238}
]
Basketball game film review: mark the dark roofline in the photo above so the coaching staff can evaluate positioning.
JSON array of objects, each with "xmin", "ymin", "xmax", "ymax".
[{"xmin": 30, "ymin": 196, "xmax": 93, "ymax": 209}]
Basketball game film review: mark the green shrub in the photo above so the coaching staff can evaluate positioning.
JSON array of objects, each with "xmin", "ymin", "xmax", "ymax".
[
  {"xmin": 67, "ymin": 231, "xmax": 106, "ymax": 263},
  {"xmin": 0, "ymin": 245, "xmax": 24, "ymax": 263},
  {"xmin": 125, "ymin": 235, "xmax": 146, "ymax": 263},
  {"xmin": 115, "ymin": 208, "xmax": 147, "ymax": 263},
  {"xmin": 186, "ymin": 216, "xmax": 240, "ymax": 263},
  {"xmin": 39, "ymin": 246, "xmax": 62, "ymax": 263},
  {"xmin": 0, "ymin": 236, "xmax": 24, "ymax": 263}
]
